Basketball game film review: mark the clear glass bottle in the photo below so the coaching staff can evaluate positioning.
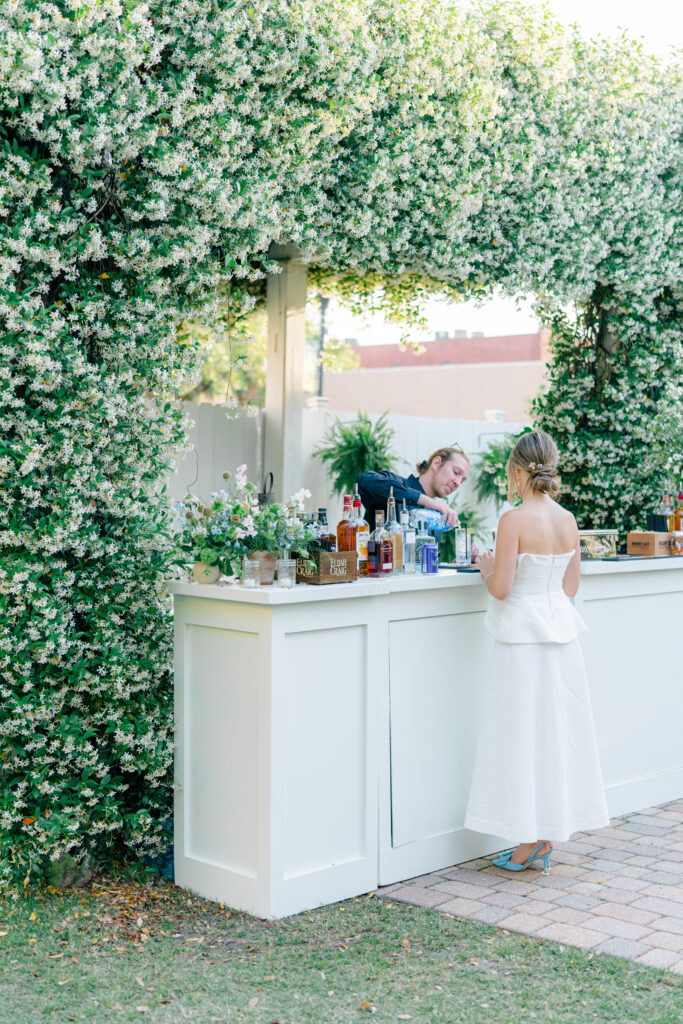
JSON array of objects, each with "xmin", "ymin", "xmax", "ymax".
[
  {"xmin": 663, "ymin": 490, "xmax": 673, "ymax": 530},
  {"xmin": 336, "ymin": 495, "xmax": 357, "ymax": 552},
  {"xmin": 367, "ymin": 511, "xmax": 392, "ymax": 577},
  {"xmin": 413, "ymin": 514, "xmax": 431, "ymax": 574},
  {"xmin": 401, "ymin": 499, "xmax": 415, "ymax": 575},
  {"xmin": 353, "ymin": 486, "xmax": 369, "ymax": 576},
  {"xmin": 386, "ymin": 487, "xmax": 404, "ymax": 575}
]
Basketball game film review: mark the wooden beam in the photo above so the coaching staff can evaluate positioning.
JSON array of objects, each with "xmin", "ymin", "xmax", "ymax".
[{"xmin": 264, "ymin": 244, "xmax": 307, "ymax": 502}]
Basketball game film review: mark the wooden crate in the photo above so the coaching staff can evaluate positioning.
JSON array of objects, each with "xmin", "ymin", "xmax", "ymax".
[{"xmin": 295, "ymin": 550, "xmax": 358, "ymax": 584}]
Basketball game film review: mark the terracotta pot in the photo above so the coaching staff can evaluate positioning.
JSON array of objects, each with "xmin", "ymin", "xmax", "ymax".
[
  {"xmin": 192, "ymin": 561, "xmax": 220, "ymax": 584},
  {"xmin": 247, "ymin": 550, "xmax": 277, "ymax": 586}
]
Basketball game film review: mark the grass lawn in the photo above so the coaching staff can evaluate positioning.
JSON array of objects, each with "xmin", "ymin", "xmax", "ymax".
[{"xmin": 1, "ymin": 873, "xmax": 682, "ymax": 1024}]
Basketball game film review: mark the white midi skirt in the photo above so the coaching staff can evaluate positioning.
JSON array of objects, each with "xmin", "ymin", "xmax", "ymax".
[{"xmin": 464, "ymin": 638, "xmax": 610, "ymax": 844}]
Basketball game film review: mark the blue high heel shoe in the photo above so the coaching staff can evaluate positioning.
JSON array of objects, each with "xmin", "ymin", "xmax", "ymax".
[{"xmin": 493, "ymin": 842, "xmax": 553, "ymax": 874}]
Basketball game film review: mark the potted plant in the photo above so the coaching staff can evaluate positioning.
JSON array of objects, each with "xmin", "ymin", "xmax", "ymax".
[
  {"xmin": 313, "ymin": 410, "xmax": 401, "ymax": 496},
  {"xmin": 175, "ymin": 465, "xmax": 259, "ymax": 583}
]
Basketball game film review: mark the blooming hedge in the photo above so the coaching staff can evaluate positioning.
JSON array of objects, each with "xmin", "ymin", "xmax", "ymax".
[{"xmin": 2, "ymin": 0, "xmax": 682, "ymax": 886}]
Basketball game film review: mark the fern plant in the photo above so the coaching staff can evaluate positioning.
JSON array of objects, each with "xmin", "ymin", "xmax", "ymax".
[
  {"xmin": 313, "ymin": 411, "xmax": 400, "ymax": 496},
  {"xmin": 472, "ymin": 428, "xmax": 532, "ymax": 509}
]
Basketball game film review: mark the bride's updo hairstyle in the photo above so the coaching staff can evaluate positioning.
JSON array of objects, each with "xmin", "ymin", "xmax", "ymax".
[{"xmin": 507, "ymin": 430, "xmax": 560, "ymax": 502}]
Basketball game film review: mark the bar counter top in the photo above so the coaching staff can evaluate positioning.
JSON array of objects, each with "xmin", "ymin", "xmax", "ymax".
[{"xmin": 168, "ymin": 555, "xmax": 683, "ymax": 605}]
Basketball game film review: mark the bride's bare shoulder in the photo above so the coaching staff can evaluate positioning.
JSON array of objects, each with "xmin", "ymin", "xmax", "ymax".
[{"xmin": 552, "ymin": 502, "xmax": 578, "ymax": 526}]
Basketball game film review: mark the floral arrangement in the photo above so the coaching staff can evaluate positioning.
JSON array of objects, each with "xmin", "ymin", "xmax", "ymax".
[
  {"xmin": 245, "ymin": 492, "xmax": 318, "ymax": 562},
  {"xmin": 175, "ymin": 465, "xmax": 258, "ymax": 579},
  {"xmin": 175, "ymin": 469, "xmax": 317, "ymax": 580}
]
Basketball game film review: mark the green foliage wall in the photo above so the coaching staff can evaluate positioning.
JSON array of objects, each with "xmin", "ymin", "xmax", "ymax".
[{"xmin": 2, "ymin": 0, "xmax": 683, "ymax": 886}]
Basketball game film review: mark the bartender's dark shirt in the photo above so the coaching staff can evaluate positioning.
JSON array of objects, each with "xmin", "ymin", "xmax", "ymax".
[{"xmin": 356, "ymin": 471, "xmax": 425, "ymax": 526}]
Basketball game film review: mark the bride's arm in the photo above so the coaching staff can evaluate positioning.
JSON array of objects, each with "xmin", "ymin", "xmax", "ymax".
[
  {"xmin": 478, "ymin": 511, "xmax": 519, "ymax": 601},
  {"xmin": 562, "ymin": 520, "xmax": 582, "ymax": 597}
]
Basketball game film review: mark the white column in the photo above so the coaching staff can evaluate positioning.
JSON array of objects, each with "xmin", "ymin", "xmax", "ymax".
[{"xmin": 264, "ymin": 244, "xmax": 307, "ymax": 501}]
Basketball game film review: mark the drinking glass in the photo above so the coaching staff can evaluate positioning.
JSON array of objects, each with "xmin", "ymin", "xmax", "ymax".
[
  {"xmin": 454, "ymin": 527, "xmax": 468, "ymax": 566},
  {"xmin": 276, "ymin": 558, "xmax": 297, "ymax": 588},
  {"xmin": 242, "ymin": 556, "xmax": 260, "ymax": 588}
]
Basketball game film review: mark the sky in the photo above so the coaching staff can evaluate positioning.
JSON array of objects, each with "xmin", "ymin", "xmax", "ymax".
[{"xmin": 328, "ymin": 0, "xmax": 683, "ymax": 347}]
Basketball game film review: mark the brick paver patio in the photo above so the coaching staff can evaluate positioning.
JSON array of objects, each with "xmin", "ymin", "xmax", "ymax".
[{"xmin": 377, "ymin": 799, "xmax": 683, "ymax": 972}]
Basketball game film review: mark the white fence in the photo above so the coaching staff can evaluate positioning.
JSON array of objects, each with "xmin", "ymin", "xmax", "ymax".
[
  {"xmin": 166, "ymin": 403, "xmax": 261, "ymax": 503},
  {"xmin": 168, "ymin": 403, "xmax": 523, "ymax": 525}
]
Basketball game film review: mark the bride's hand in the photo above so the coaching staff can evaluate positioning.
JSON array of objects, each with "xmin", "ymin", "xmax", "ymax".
[{"xmin": 477, "ymin": 551, "xmax": 495, "ymax": 581}]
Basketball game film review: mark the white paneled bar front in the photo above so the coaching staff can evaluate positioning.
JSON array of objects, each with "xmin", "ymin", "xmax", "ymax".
[{"xmin": 171, "ymin": 558, "xmax": 683, "ymax": 918}]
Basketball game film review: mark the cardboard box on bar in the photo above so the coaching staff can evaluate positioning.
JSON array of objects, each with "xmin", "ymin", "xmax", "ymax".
[
  {"xmin": 626, "ymin": 531, "xmax": 671, "ymax": 557},
  {"xmin": 295, "ymin": 550, "xmax": 358, "ymax": 584}
]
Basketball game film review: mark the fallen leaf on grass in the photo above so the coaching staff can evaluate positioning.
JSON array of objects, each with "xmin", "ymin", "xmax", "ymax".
[
  {"xmin": 360, "ymin": 1002, "xmax": 376, "ymax": 1013},
  {"xmin": 185, "ymin": 936, "xmax": 204, "ymax": 944},
  {"xmin": 0, "ymin": 931, "xmax": 8, "ymax": 937},
  {"xmin": 47, "ymin": 953, "xmax": 65, "ymax": 959},
  {"xmin": 397, "ymin": 1015, "xmax": 412, "ymax": 1020},
  {"xmin": 29, "ymin": 912, "xmax": 37, "ymax": 922},
  {"xmin": 264, "ymin": 975, "xmax": 276, "ymax": 981},
  {"xmin": 401, "ymin": 938, "xmax": 410, "ymax": 949},
  {"xmin": 247, "ymin": 996, "xmax": 259, "ymax": 1009}
]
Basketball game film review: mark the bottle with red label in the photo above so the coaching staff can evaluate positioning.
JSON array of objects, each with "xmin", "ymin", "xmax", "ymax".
[
  {"xmin": 367, "ymin": 511, "xmax": 392, "ymax": 577},
  {"xmin": 675, "ymin": 493, "xmax": 683, "ymax": 532}
]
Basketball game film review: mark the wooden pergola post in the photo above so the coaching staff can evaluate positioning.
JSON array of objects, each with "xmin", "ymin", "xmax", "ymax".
[{"xmin": 263, "ymin": 243, "xmax": 308, "ymax": 502}]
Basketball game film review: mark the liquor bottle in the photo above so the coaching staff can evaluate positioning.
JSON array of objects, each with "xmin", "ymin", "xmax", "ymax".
[
  {"xmin": 316, "ymin": 508, "xmax": 336, "ymax": 551},
  {"xmin": 414, "ymin": 515, "xmax": 432, "ymax": 573},
  {"xmin": 663, "ymin": 491, "xmax": 675, "ymax": 532},
  {"xmin": 675, "ymin": 493, "xmax": 683, "ymax": 532},
  {"xmin": 336, "ymin": 495, "xmax": 357, "ymax": 552},
  {"xmin": 401, "ymin": 499, "xmax": 416, "ymax": 575},
  {"xmin": 367, "ymin": 511, "xmax": 392, "ymax": 577},
  {"xmin": 353, "ymin": 486, "xmax": 369, "ymax": 576},
  {"xmin": 385, "ymin": 487, "xmax": 404, "ymax": 574}
]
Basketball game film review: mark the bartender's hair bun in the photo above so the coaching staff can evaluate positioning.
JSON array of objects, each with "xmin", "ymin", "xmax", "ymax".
[
  {"xmin": 507, "ymin": 430, "xmax": 560, "ymax": 501},
  {"xmin": 416, "ymin": 445, "xmax": 470, "ymax": 475}
]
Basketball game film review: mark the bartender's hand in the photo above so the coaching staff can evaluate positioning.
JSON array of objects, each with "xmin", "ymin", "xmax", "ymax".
[{"xmin": 422, "ymin": 497, "xmax": 459, "ymax": 528}]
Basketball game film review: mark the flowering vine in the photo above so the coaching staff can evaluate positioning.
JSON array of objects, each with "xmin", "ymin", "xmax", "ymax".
[{"xmin": 1, "ymin": 0, "xmax": 682, "ymax": 888}]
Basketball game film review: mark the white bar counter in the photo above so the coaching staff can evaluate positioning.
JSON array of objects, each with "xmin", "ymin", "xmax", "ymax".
[{"xmin": 171, "ymin": 557, "xmax": 683, "ymax": 918}]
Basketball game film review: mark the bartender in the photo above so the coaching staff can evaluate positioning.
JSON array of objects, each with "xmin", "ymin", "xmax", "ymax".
[{"xmin": 357, "ymin": 444, "xmax": 470, "ymax": 527}]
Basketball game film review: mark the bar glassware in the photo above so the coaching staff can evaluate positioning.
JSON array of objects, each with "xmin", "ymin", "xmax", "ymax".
[
  {"xmin": 276, "ymin": 558, "xmax": 296, "ymax": 588},
  {"xmin": 454, "ymin": 528, "xmax": 468, "ymax": 566},
  {"xmin": 242, "ymin": 557, "xmax": 260, "ymax": 588}
]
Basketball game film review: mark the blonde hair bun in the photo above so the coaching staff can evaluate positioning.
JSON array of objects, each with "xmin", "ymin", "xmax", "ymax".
[{"xmin": 507, "ymin": 430, "xmax": 560, "ymax": 500}]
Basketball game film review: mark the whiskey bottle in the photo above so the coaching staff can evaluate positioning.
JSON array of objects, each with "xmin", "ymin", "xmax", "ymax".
[
  {"xmin": 316, "ymin": 508, "xmax": 336, "ymax": 551},
  {"xmin": 336, "ymin": 495, "xmax": 358, "ymax": 552},
  {"xmin": 386, "ymin": 487, "xmax": 404, "ymax": 575},
  {"xmin": 353, "ymin": 487, "xmax": 369, "ymax": 576},
  {"xmin": 675, "ymin": 492, "xmax": 683, "ymax": 532},
  {"xmin": 367, "ymin": 511, "xmax": 392, "ymax": 577}
]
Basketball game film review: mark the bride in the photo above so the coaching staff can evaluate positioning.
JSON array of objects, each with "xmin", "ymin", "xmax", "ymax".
[{"xmin": 464, "ymin": 429, "xmax": 609, "ymax": 872}]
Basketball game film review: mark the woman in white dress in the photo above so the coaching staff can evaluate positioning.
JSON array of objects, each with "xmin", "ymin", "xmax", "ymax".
[{"xmin": 464, "ymin": 430, "xmax": 609, "ymax": 872}]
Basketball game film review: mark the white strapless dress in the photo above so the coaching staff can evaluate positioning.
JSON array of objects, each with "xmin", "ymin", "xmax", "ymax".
[{"xmin": 464, "ymin": 552, "xmax": 610, "ymax": 844}]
